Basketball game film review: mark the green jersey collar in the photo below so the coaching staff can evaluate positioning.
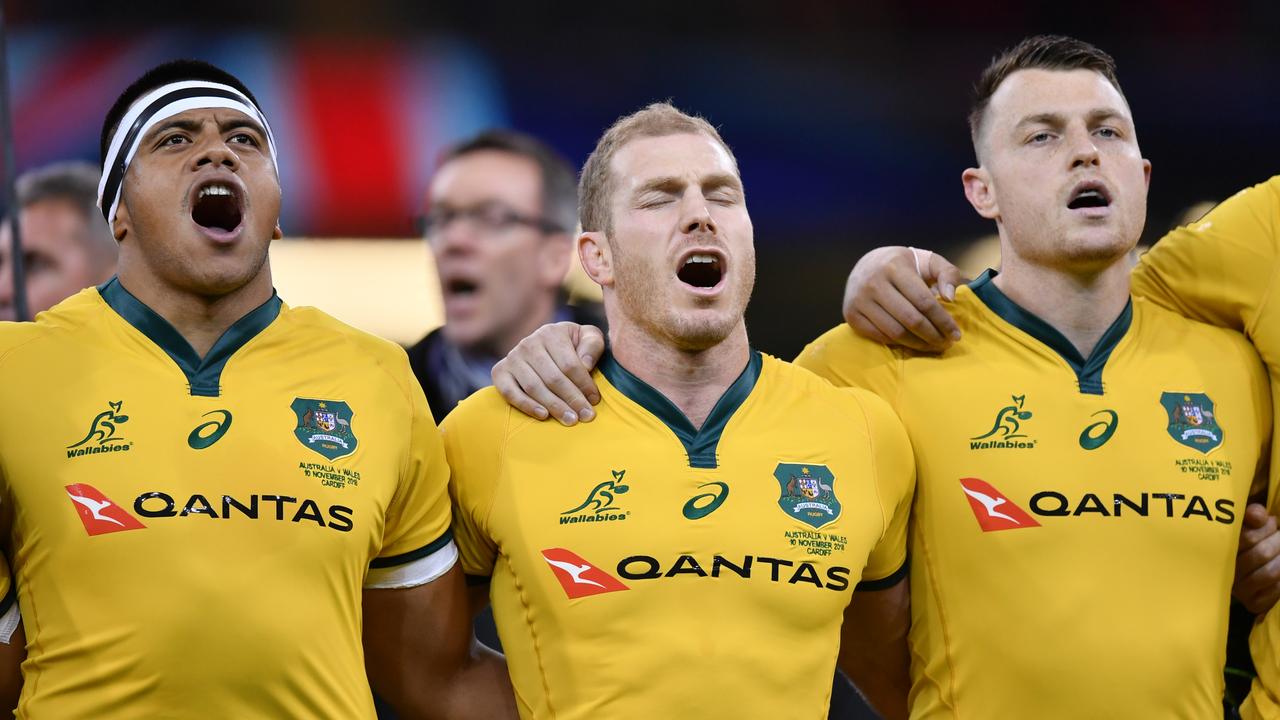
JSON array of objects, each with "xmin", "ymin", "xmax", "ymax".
[
  {"xmin": 600, "ymin": 349, "xmax": 762, "ymax": 469},
  {"xmin": 98, "ymin": 277, "xmax": 283, "ymax": 397},
  {"xmin": 969, "ymin": 269, "xmax": 1132, "ymax": 396}
]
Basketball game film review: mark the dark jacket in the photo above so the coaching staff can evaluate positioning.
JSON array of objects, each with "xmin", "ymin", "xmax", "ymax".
[{"xmin": 406, "ymin": 301, "xmax": 606, "ymax": 424}]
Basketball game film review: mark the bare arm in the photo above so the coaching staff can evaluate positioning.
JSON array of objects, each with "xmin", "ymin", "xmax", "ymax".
[
  {"xmin": 838, "ymin": 579, "xmax": 911, "ymax": 720},
  {"xmin": 490, "ymin": 321, "xmax": 606, "ymax": 425},
  {"xmin": 843, "ymin": 246, "xmax": 968, "ymax": 352},
  {"xmin": 0, "ymin": 621, "xmax": 23, "ymax": 714},
  {"xmin": 363, "ymin": 564, "xmax": 516, "ymax": 720}
]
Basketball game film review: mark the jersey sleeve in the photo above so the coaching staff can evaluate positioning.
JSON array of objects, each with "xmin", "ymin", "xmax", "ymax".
[
  {"xmin": 794, "ymin": 324, "xmax": 904, "ymax": 402},
  {"xmin": 1131, "ymin": 177, "xmax": 1280, "ymax": 335},
  {"xmin": 365, "ymin": 357, "xmax": 457, "ymax": 590},
  {"xmin": 1237, "ymin": 336, "xmax": 1275, "ymax": 502},
  {"xmin": 440, "ymin": 389, "xmax": 508, "ymax": 581},
  {"xmin": 846, "ymin": 388, "xmax": 916, "ymax": 588}
]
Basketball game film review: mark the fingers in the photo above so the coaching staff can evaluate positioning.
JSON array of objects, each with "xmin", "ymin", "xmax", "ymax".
[
  {"xmin": 923, "ymin": 251, "xmax": 970, "ymax": 303},
  {"xmin": 1237, "ymin": 549, "xmax": 1280, "ymax": 614},
  {"xmin": 491, "ymin": 357, "xmax": 549, "ymax": 421},
  {"xmin": 1235, "ymin": 511, "xmax": 1280, "ymax": 613},
  {"xmin": 541, "ymin": 328, "xmax": 601, "ymax": 421},
  {"xmin": 1244, "ymin": 503, "xmax": 1271, "ymax": 529},
  {"xmin": 510, "ymin": 353, "xmax": 584, "ymax": 426},
  {"xmin": 575, "ymin": 325, "xmax": 607, "ymax": 381},
  {"xmin": 854, "ymin": 301, "xmax": 939, "ymax": 354},
  {"xmin": 886, "ymin": 266, "xmax": 958, "ymax": 349},
  {"xmin": 843, "ymin": 246, "xmax": 961, "ymax": 352}
]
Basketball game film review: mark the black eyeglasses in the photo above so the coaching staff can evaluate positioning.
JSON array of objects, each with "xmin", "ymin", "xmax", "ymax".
[{"xmin": 419, "ymin": 201, "xmax": 564, "ymax": 239}]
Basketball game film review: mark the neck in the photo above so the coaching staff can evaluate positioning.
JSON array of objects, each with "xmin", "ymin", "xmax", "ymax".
[
  {"xmin": 116, "ymin": 265, "xmax": 274, "ymax": 358},
  {"xmin": 993, "ymin": 252, "xmax": 1131, "ymax": 358},
  {"xmin": 487, "ymin": 291, "xmax": 559, "ymax": 359},
  {"xmin": 609, "ymin": 321, "xmax": 750, "ymax": 429}
]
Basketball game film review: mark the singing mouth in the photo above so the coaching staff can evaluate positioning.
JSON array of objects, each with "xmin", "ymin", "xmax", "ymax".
[
  {"xmin": 676, "ymin": 251, "xmax": 725, "ymax": 289},
  {"xmin": 191, "ymin": 181, "xmax": 244, "ymax": 233}
]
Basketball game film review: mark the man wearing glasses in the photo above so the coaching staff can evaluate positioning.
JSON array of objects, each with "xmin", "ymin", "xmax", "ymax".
[{"xmin": 408, "ymin": 130, "xmax": 604, "ymax": 424}]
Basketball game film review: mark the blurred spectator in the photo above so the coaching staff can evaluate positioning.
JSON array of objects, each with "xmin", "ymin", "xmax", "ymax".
[
  {"xmin": 0, "ymin": 162, "xmax": 117, "ymax": 321},
  {"xmin": 408, "ymin": 130, "xmax": 604, "ymax": 423}
]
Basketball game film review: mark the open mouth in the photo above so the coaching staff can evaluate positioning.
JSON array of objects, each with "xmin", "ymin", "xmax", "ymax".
[
  {"xmin": 1067, "ymin": 182, "xmax": 1112, "ymax": 210},
  {"xmin": 445, "ymin": 278, "xmax": 480, "ymax": 297},
  {"xmin": 191, "ymin": 182, "xmax": 244, "ymax": 233},
  {"xmin": 676, "ymin": 252, "xmax": 724, "ymax": 289}
]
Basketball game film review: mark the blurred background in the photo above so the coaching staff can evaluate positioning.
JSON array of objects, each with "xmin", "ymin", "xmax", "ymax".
[
  {"xmin": 3, "ymin": 2, "xmax": 1276, "ymax": 718},
  {"xmin": 4, "ymin": 0, "xmax": 1279, "ymax": 357}
]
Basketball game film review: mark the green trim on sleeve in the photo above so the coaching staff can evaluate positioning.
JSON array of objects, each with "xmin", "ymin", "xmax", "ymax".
[
  {"xmin": 855, "ymin": 557, "xmax": 909, "ymax": 591},
  {"xmin": 370, "ymin": 529, "xmax": 455, "ymax": 569}
]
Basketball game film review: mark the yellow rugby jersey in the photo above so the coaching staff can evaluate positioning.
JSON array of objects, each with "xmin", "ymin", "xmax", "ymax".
[
  {"xmin": 443, "ymin": 351, "xmax": 914, "ymax": 719},
  {"xmin": 1131, "ymin": 176, "xmax": 1280, "ymax": 719},
  {"xmin": 0, "ymin": 279, "xmax": 454, "ymax": 719},
  {"xmin": 797, "ymin": 272, "xmax": 1269, "ymax": 719}
]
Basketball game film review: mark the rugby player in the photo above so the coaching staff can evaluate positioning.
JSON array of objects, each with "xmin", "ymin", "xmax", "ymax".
[
  {"xmin": 442, "ymin": 102, "xmax": 915, "ymax": 719},
  {"xmin": 0, "ymin": 60, "xmax": 514, "ymax": 719},
  {"xmin": 487, "ymin": 37, "xmax": 1271, "ymax": 716},
  {"xmin": 844, "ymin": 177, "xmax": 1280, "ymax": 717}
]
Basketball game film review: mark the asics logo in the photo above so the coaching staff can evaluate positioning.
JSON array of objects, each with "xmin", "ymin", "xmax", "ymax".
[{"xmin": 188, "ymin": 410, "xmax": 233, "ymax": 450}]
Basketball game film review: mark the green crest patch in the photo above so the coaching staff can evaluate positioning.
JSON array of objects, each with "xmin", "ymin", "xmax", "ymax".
[
  {"xmin": 1160, "ymin": 392, "xmax": 1223, "ymax": 455},
  {"xmin": 292, "ymin": 398, "xmax": 358, "ymax": 460},
  {"xmin": 775, "ymin": 463, "xmax": 841, "ymax": 529}
]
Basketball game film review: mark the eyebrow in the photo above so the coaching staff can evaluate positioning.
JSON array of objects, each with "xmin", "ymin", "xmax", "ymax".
[
  {"xmin": 142, "ymin": 115, "xmax": 268, "ymax": 143},
  {"xmin": 1015, "ymin": 108, "xmax": 1130, "ymax": 129}
]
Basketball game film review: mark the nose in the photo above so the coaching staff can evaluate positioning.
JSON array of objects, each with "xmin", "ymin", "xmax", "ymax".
[
  {"xmin": 679, "ymin": 190, "xmax": 717, "ymax": 236},
  {"xmin": 191, "ymin": 134, "xmax": 241, "ymax": 172},
  {"xmin": 429, "ymin": 215, "xmax": 480, "ymax": 257},
  {"xmin": 1068, "ymin": 126, "xmax": 1100, "ymax": 170}
]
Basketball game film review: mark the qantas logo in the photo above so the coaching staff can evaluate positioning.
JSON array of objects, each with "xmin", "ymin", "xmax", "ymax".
[
  {"xmin": 541, "ymin": 548, "xmax": 629, "ymax": 598},
  {"xmin": 959, "ymin": 477, "xmax": 1237, "ymax": 530},
  {"xmin": 65, "ymin": 484, "xmax": 146, "ymax": 536},
  {"xmin": 958, "ymin": 478, "xmax": 1041, "ymax": 532}
]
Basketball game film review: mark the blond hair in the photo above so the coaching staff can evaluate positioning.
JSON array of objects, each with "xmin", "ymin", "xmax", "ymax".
[{"xmin": 578, "ymin": 102, "xmax": 737, "ymax": 234}]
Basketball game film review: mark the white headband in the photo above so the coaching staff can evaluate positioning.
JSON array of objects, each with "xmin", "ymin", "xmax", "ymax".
[{"xmin": 97, "ymin": 80, "xmax": 278, "ymax": 224}]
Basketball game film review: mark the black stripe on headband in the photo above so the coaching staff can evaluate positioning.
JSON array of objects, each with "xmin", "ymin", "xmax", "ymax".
[{"xmin": 101, "ymin": 86, "xmax": 264, "ymax": 222}]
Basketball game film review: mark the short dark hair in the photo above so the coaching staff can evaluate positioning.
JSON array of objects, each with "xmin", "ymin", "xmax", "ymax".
[
  {"xmin": 100, "ymin": 59, "xmax": 261, "ymax": 166},
  {"xmin": 437, "ymin": 130, "xmax": 578, "ymax": 234},
  {"xmin": 968, "ymin": 35, "xmax": 1125, "ymax": 155}
]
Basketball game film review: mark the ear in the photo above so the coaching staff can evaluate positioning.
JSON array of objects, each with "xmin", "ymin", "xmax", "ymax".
[
  {"xmin": 1142, "ymin": 158, "xmax": 1152, "ymax": 190},
  {"xmin": 962, "ymin": 166, "xmax": 999, "ymax": 220},
  {"xmin": 578, "ymin": 231, "xmax": 613, "ymax": 287},
  {"xmin": 271, "ymin": 223, "xmax": 284, "ymax": 241},
  {"xmin": 112, "ymin": 199, "xmax": 130, "ymax": 242},
  {"xmin": 537, "ymin": 231, "xmax": 574, "ymax": 288}
]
